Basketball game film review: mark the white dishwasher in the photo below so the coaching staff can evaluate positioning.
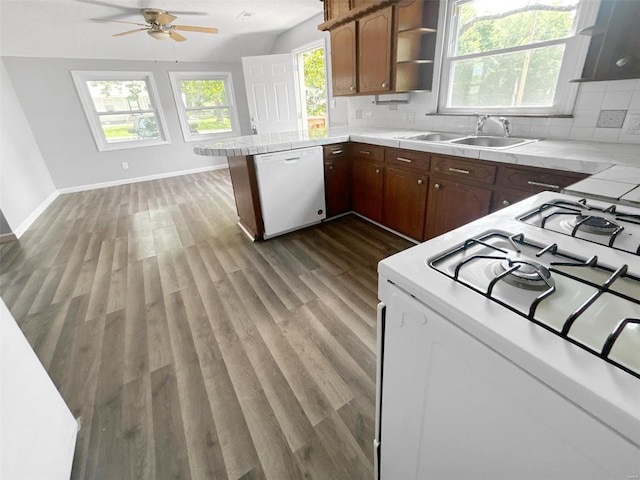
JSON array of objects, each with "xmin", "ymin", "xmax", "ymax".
[{"xmin": 254, "ymin": 146, "xmax": 326, "ymax": 239}]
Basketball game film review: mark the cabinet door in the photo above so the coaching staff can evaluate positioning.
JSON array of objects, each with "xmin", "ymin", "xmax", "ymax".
[
  {"xmin": 331, "ymin": 22, "xmax": 357, "ymax": 96},
  {"xmin": 424, "ymin": 178, "xmax": 492, "ymax": 240},
  {"xmin": 325, "ymin": 159, "xmax": 350, "ymax": 217},
  {"xmin": 491, "ymin": 190, "xmax": 530, "ymax": 212},
  {"xmin": 358, "ymin": 7, "xmax": 393, "ymax": 94},
  {"xmin": 352, "ymin": 159, "xmax": 384, "ymax": 223},
  {"xmin": 383, "ymin": 167, "xmax": 428, "ymax": 240}
]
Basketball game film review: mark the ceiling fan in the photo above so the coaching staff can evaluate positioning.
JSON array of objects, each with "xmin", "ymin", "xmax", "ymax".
[{"xmin": 92, "ymin": 8, "xmax": 219, "ymax": 42}]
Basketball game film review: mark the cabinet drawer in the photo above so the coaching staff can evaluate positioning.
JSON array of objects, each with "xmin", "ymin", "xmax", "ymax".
[
  {"xmin": 385, "ymin": 148, "xmax": 430, "ymax": 171},
  {"xmin": 497, "ymin": 166, "xmax": 586, "ymax": 193},
  {"xmin": 431, "ymin": 156, "xmax": 496, "ymax": 185},
  {"xmin": 351, "ymin": 143, "xmax": 385, "ymax": 162},
  {"xmin": 324, "ymin": 143, "xmax": 349, "ymax": 161}
]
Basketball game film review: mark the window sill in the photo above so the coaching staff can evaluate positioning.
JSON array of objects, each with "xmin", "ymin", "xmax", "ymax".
[{"xmin": 427, "ymin": 113, "xmax": 574, "ymax": 119}]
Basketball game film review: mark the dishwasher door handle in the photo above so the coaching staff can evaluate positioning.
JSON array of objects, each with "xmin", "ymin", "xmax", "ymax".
[{"xmin": 282, "ymin": 157, "xmax": 301, "ymax": 164}]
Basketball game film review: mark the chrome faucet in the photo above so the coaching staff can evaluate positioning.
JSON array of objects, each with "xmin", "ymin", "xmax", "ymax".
[
  {"xmin": 474, "ymin": 113, "xmax": 511, "ymax": 137},
  {"xmin": 474, "ymin": 113, "xmax": 490, "ymax": 135}
]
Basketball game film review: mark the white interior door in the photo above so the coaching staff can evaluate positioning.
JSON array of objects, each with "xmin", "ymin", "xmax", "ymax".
[{"xmin": 242, "ymin": 54, "xmax": 301, "ymax": 134}]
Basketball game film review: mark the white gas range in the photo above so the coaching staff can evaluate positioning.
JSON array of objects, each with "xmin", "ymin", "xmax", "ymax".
[{"xmin": 375, "ymin": 191, "xmax": 640, "ymax": 480}]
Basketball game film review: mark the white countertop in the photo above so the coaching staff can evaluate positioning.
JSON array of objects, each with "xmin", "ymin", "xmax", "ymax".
[
  {"xmin": 194, "ymin": 126, "xmax": 640, "ymax": 175},
  {"xmin": 194, "ymin": 126, "xmax": 640, "ymax": 204},
  {"xmin": 564, "ymin": 164, "xmax": 640, "ymax": 205}
]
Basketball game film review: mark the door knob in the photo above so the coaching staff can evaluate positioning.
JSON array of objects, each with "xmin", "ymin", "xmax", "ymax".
[
  {"xmin": 350, "ymin": 86, "xmax": 356, "ymax": 91},
  {"xmin": 375, "ymin": 169, "xmax": 380, "ymax": 174},
  {"xmin": 417, "ymin": 179, "xmax": 423, "ymax": 185},
  {"xmin": 329, "ymin": 165, "xmax": 334, "ymax": 170},
  {"xmin": 381, "ymin": 82, "xmax": 387, "ymax": 88},
  {"xmin": 434, "ymin": 183, "xmax": 440, "ymax": 190},
  {"xmin": 502, "ymin": 200, "xmax": 510, "ymax": 207}
]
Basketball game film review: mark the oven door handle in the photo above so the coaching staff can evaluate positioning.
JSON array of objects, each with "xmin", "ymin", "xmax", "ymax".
[{"xmin": 374, "ymin": 302, "xmax": 385, "ymax": 480}]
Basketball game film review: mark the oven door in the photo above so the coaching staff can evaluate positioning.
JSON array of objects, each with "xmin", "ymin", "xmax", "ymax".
[{"xmin": 378, "ymin": 282, "xmax": 640, "ymax": 479}]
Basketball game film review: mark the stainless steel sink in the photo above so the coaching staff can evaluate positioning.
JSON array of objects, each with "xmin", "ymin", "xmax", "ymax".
[
  {"xmin": 450, "ymin": 136, "xmax": 537, "ymax": 148},
  {"xmin": 404, "ymin": 132, "xmax": 465, "ymax": 142},
  {"xmin": 398, "ymin": 132, "xmax": 539, "ymax": 149}
]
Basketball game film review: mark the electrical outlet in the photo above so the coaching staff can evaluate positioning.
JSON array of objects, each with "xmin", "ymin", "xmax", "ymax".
[
  {"xmin": 623, "ymin": 112, "xmax": 640, "ymax": 134},
  {"xmin": 330, "ymin": 99, "xmax": 336, "ymax": 109},
  {"xmin": 121, "ymin": 162, "xmax": 129, "ymax": 170}
]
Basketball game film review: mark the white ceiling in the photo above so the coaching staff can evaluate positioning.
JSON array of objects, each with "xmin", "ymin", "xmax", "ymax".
[{"xmin": 0, "ymin": 0, "xmax": 324, "ymax": 62}]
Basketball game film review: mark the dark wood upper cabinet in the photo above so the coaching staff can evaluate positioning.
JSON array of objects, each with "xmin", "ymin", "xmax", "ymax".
[
  {"xmin": 331, "ymin": 22, "xmax": 358, "ymax": 96},
  {"xmin": 575, "ymin": 0, "xmax": 640, "ymax": 82},
  {"xmin": 321, "ymin": 0, "xmax": 440, "ymax": 95},
  {"xmin": 358, "ymin": 7, "xmax": 394, "ymax": 94}
]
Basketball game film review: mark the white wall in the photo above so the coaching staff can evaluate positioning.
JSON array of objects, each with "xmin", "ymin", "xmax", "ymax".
[
  {"xmin": 0, "ymin": 59, "xmax": 58, "ymax": 236},
  {"xmin": 2, "ymin": 56, "xmax": 252, "ymax": 190},
  {"xmin": 347, "ymin": 79, "xmax": 640, "ymax": 146},
  {"xmin": 0, "ymin": 298, "xmax": 78, "ymax": 479},
  {"xmin": 270, "ymin": 13, "xmax": 349, "ymax": 127}
]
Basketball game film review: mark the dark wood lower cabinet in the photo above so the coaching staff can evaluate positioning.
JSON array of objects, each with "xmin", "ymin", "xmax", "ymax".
[
  {"xmin": 424, "ymin": 177, "xmax": 492, "ymax": 240},
  {"xmin": 491, "ymin": 190, "xmax": 530, "ymax": 212},
  {"xmin": 324, "ymin": 158, "xmax": 350, "ymax": 217},
  {"xmin": 351, "ymin": 159, "xmax": 384, "ymax": 223},
  {"xmin": 383, "ymin": 167, "xmax": 428, "ymax": 240}
]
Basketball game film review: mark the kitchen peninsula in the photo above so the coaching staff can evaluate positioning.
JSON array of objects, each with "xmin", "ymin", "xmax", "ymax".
[{"xmin": 195, "ymin": 128, "xmax": 640, "ymax": 241}]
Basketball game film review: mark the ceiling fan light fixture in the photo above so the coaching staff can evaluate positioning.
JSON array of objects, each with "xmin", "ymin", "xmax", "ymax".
[{"xmin": 148, "ymin": 29, "xmax": 171, "ymax": 40}]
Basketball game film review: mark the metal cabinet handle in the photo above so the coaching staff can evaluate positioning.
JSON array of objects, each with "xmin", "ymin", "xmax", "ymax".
[
  {"xmin": 527, "ymin": 180, "xmax": 560, "ymax": 190},
  {"xmin": 434, "ymin": 183, "xmax": 440, "ymax": 190},
  {"xmin": 417, "ymin": 179, "xmax": 423, "ymax": 185},
  {"xmin": 396, "ymin": 157, "xmax": 412, "ymax": 163},
  {"xmin": 502, "ymin": 200, "xmax": 510, "ymax": 206},
  {"xmin": 350, "ymin": 86, "xmax": 356, "ymax": 91},
  {"xmin": 360, "ymin": 150, "xmax": 371, "ymax": 155},
  {"xmin": 331, "ymin": 149, "xmax": 343, "ymax": 155},
  {"xmin": 381, "ymin": 82, "xmax": 387, "ymax": 88},
  {"xmin": 375, "ymin": 169, "xmax": 381, "ymax": 174},
  {"xmin": 448, "ymin": 167, "xmax": 470, "ymax": 175},
  {"xmin": 616, "ymin": 57, "xmax": 630, "ymax": 67}
]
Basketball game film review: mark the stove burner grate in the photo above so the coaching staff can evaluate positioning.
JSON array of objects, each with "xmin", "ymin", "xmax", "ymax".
[{"xmin": 429, "ymin": 231, "xmax": 640, "ymax": 380}]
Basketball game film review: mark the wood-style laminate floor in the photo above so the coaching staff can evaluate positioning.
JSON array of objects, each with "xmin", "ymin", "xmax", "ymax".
[{"xmin": 0, "ymin": 168, "xmax": 412, "ymax": 480}]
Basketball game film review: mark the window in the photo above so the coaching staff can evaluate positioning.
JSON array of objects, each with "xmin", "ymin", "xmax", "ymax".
[
  {"xmin": 439, "ymin": 0, "xmax": 598, "ymax": 115},
  {"xmin": 168, "ymin": 72, "xmax": 240, "ymax": 142},
  {"xmin": 293, "ymin": 41, "xmax": 328, "ymax": 130},
  {"xmin": 71, "ymin": 71, "xmax": 169, "ymax": 151}
]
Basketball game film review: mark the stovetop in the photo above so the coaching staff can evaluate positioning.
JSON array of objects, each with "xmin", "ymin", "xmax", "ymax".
[
  {"xmin": 518, "ymin": 197, "xmax": 640, "ymax": 256},
  {"xmin": 429, "ymin": 229, "xmax": 640, "ymax": 379},
  {"xmin": 378, "ymin": 191, "xmax": 640, "ymax": 443}
]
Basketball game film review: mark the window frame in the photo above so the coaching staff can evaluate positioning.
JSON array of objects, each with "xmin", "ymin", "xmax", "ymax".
[
  {"xmin": 437, "ymin": 0, "xmax": 600, "ymax": 116},
  {"xmin": 168, "ymin": 71, "xmax": 241, "ymax": 143},
  {"xmin": 71, "ymin": 70, "xmax": 170, "ymax": 152}
]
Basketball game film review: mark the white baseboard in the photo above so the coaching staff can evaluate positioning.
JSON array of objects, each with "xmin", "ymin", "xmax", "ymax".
[
  {"xmin": 56, "ymin": 164, "xmax": 228, "ymax": 194},
  {"xmin": 14, "ymin": 190, "xmax": 59, "ymax": 239}
]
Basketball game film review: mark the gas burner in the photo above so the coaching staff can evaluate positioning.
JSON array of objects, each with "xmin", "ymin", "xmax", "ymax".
[
  {"xmin": 496, "ymin": 257, "xmax": 555, "ymax": 290},
  {"xmin": 574, "ymin": 215, "xmax": 620, "ymax": 235}
]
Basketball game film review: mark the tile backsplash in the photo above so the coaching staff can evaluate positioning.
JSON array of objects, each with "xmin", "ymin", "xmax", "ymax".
[{"xmin": 346, "ymin": 78, "xmax": 640, "ymax": 144}]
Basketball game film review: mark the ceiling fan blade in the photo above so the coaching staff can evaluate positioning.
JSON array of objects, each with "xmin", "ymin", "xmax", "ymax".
[
  {"xmin": 156, "ymin": 12, "xmax": 178, "ymax": 25},
  {"xmin": 113, "ymin": 28, "xmax": 149, "ymax": 37},
  {"xmin": 169, "ymin": 31, "xmax": 188, "ymax": 42},
  {"xmin": 91, "ymin": 18, "xmax": 147, "ymax": 27},
  {"xmin": 173, "ymin": 25, "xmax": 219, "ymax": 34}
]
